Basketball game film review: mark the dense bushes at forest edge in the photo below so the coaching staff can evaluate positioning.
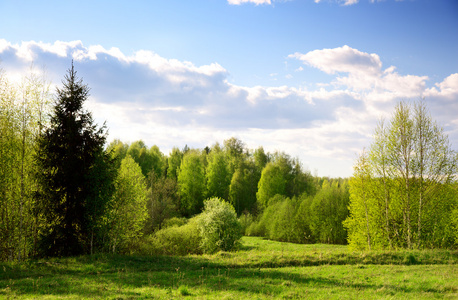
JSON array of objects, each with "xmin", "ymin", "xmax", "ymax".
[{"xmin": 1, "ymin": 64, "xmax": 458, "ymax": 261}]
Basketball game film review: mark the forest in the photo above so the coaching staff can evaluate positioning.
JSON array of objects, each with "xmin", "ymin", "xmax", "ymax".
[{"xmin": 1, "ymin": 64, "xmax": 458, "ymax": 262}]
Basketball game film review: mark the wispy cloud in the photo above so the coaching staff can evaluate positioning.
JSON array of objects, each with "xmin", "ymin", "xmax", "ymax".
[
  {"xmin": 1, "ymin": 40, "xmax": 456, "ymax": 177},
  {"xmin": 314, "ymin": 0, "xmax": 358, "ymax": 5},
  {"xmin": 315, "ymin": 0, "xmax": 405, "ymax": 5},
  {"xmin": 228, "ymin": 0, "xmax": 405, "ymax": 6},
  {"xmin": 227, "ymin": 0, "xmax": 272, "ymax": 5}
]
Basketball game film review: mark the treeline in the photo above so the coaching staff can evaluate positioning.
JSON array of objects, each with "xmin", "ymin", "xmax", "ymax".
[
  {"xmin": 243, "ymin": 178, "xmax": 349, "ymax": 245},
  {"xmin": 106, "ymin": 138, "xmax": 317, "ymax": 221},
  {"xmin": 1, "ymin": 64, "xmax": 457, "ymax": 261},
  {"xmin": 106, "ymin": 137, "xmax": 351, "ymax": 248},
  {"xmin": 0, "ymin": 64, "xmax": 352, "ymax": 260}
]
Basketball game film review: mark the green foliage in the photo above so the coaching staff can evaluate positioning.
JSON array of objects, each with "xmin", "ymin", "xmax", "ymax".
[
  {"xmin": 206, "ymin": 150, "xmax": 231, "ymax": 200},
  {"xmin": 149, "ymin": 145, "xmax": 166, "ymax": 178},
  {"xmin": 267, "ymin": 196, "xmax": 299, "ymax": 242},
  {"xmin": 293, "ymin": 194, "xmax": 315, "ymax": 243},
  {"xmin": 147, "ymin": 197, "xmax": 243, "ymax": 255},
  {"xmin": 253, "ymin": 146, "xmax": 269, "ymax": 171},
  {"xmin": 126, "ymin": 141, "xmax": 165, "ymax": 178},
  {"xmin": 256, "ymin": 163, "xmax": 286, "ymax": 210},
  {"xmin": 148, "ymin": 217, "xmax": 201, "ymax": 255},
  {"xmin": 238, "ymin": 212, "xmax": 254, "ymax": 234},
  {"xmin": 256, "ymin": 152, "xmax": 315, "ymax": 212},
  {"xmin": 177, "ymin": 150, "xmax": 206, "ymax": 216},
  {"xmin": 126, "ymin": 140, "xmax": 151, "ymax": 177},
  {"xmin": 109, "ymin": 155, "xmax": 148, "ymax": 253},
  {"xmin": 34, "ymin": 64, "xmax": 114, "ymax": 257},
  {"xmin": 197, "ymin": 197, "xmax": 242, "ymax": 253},
  {"xmin": 248, "ymin": 178, "xmax": 350, "ymax": 245},
  {"xmin": 167, "ymin": 147, "xmax": 183, "ymax": 180},
  {"xmin": 0, "ymin": 66, "xmax": 52, "ymax": 260},
  {"xmin": 452, "ymin": 206, "xmax": 458, "ymax": 245},
  {"xmin": 345, "ymin": 101, "xmax": 458, "ymax": 250},
  {"xmin": 145, "ymin": 174, "xmax": 179, "ymax": 233},
  {"xmin": 223, "ymin": 137, "xmax": 246, "ymax": 174},
  {"xmin": 106, "ymin": 139, "xmax": 128, "ymax": 169},
  {"xmin": 309, "ymin": 182, "xmax": 349, "ymax": 244},
  {"xmin": 229, "ymin": 160, "xmax": 259, "ymax": 215},
  {"xmin": 162, "ymin": 217, "xmax": 188, "ymax": 228}
]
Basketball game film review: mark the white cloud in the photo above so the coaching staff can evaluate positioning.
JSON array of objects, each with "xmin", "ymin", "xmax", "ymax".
[
  {"xmin": 228, "ymin": 0, "xmax": 271, "ymax": 5},
  {"xmin": 289, "ymin": 45, "xmax": 382, "ymax": 76},
  {"xmin": 1, "ymin": 40, "xmax": 456, "ymax": 177},
  {"xmin": 290, "ymin": 45, "xmax": 429, "ymax": 104},
  {"xmin": 343, "ymin": 0, "xmax": 359, "ymax": 5},
  {"xmin": 424, "ymin": 73, "xmax": 458, "ymax": 99},
  {"xmin": 312, "ymin": 0, "xmax": 359, "ymax": 5}
]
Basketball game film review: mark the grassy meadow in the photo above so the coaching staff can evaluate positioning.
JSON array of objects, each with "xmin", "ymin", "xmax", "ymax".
[{"xmin": 1, "ymin": 236, "xmax": 457, "ymax": 299}]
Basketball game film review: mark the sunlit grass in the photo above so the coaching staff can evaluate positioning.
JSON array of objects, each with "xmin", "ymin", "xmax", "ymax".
[{"xmin": 1, "ymin": 236, "xmax": 457, "ymax": 299}]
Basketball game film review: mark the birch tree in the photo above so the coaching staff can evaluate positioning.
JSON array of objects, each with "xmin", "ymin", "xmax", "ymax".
[{"xmin": 346, "ymin": 100, "xmax": 458, "ymax": 249}]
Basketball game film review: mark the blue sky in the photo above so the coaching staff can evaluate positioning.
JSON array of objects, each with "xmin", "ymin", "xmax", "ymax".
[{"xmin": 1, "ymin": 0, "xmax": 457, "ymax": 177}]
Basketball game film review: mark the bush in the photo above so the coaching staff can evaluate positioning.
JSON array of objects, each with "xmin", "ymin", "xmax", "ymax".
[
  {"xmin": 162, "ymin": 217, "xmax": 188, "ymax": 228},
  {"xmin": 245, "ymin": 218, "xmax": 266, "ymax": 237},
  {"xmin": 238, "ymin": 212, "xmax": 254, "ymax": 235},
  {"xmin": 147, "ymin": 217, "xmax": 202, "ymax": 255},
  {"xmin": 197, "ymin": 198, "xmax": 242, "ymax": 253}
]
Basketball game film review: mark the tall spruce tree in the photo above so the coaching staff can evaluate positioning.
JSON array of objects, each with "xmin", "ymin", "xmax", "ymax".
[{"xmin": 34, "ymin": 63, "xmax": 114, "ymax": 257}]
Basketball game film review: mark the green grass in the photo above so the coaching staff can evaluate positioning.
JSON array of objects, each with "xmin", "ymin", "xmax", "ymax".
[{"xmin": 1, "ymin": 237, "xmax": 457, "ymax": 299}]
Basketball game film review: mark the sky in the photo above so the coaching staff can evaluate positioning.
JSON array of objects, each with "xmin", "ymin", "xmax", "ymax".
[{"xmin": 1, "ymin": 0, "xmax": 457, "ymax": 177}]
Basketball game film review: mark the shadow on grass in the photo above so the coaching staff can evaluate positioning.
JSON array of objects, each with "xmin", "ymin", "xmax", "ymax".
[{"xmin": 1, "ymin": 253, "xmax": 455, "ymax": 299}]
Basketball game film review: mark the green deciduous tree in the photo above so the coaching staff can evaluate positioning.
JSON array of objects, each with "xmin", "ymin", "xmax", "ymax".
[
  {"xmin": 109, "ymin": 155, "xmax": 148, "ymax": 253},
  {"xmin": 106, "ymin": 139, "xmax": 128, "ymax": 170},
  {"xmin": 0, "ymin": 66, "xmax": 52, "ymax": 261},
  {"xmin": 167, "ymin": 147, "xmax": 183, "ymax": 181},
  {"xmin": 177, "ymin": 150, "xmax": 206, "ymax": 216},
  {"xmin": 345, "ymin": 100, "xmax": 458, "ymax": 250},
  {"xmin": 256, "ymin": 162, "xmax": 286, "ymax": 210},
  {"xmin": 344, "ymin": 152, "xmax": 376, "ymax": 250},
  {"xmin": 146, "ymin": 174, "xmax": 179, "ymax": 233},
  {"xmin": 224, "ymin": 137, "xmax": 246, "ymax": 174},
  {"xmin": 206, "ymin": 149, "xmax": 231, "ymax": 200},
  {"xmin": 148, "ymin": 145, "xmax": 166, "ymax": 178},
  {"xmin": 309, "ymin": 180, "xmax": 349, "ymax": 244},
  {"xmin": 229, "ymin": 160, "xmax": 258, "ymax": 215},
  {"xmin": 127, "ymin": 140, "xmax": 152, "ymax": 177}
]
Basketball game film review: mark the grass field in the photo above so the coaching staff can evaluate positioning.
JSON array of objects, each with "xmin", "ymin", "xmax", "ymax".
[{"xmin": 1, "ymin": 236, "xmax": 457, "ymax": 299}]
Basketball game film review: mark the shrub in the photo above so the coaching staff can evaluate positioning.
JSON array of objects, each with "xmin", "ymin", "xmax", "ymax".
[
  {"xmin": 197, "ymin": 198, "xmax": 242, "ymax": 253},
  {"xmin": 162, "ymin": 217, "xmax": 188, "ymax": 228},
  {"xmin": 238, "ymin": 212, "xmax": 254, "ymax": 235},
  {"xmin": 245, "ymin": 218, "xmax": 266, "ymax": 237},
  {"xmin": 148, "ymin": 217, "xmax": 202, "ymax": 255}
]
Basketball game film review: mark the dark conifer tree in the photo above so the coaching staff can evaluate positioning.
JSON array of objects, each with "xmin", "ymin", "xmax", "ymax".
[{"xmin": 34, "ymin": 63, "xmax": 114, "ymax": 257}]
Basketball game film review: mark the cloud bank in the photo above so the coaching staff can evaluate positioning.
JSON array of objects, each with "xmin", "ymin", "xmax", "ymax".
[{"xmin": 1, "ymin": 40, "xmax": 456, "ymax": 177}]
